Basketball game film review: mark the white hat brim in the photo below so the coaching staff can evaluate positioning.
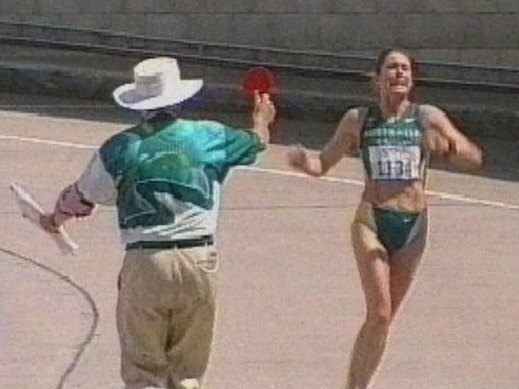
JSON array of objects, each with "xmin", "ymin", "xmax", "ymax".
[{"xmin": 113, "ymin": 79, "xmax": 203, "ymax": 110}]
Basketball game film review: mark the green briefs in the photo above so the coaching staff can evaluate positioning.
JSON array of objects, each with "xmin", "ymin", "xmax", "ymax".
[
  {"xmin": 354, "ymin": 202, "xmax": 427, "ymax": 256},
  {"xmin": 373, "ymin": 207, "xmax": 420, "ymax": 255}
]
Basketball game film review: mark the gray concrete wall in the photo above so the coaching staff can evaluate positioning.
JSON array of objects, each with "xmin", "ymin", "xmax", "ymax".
[{"xmin": 2, "ymin": 0, "xmax": 519, "ymax": 68}]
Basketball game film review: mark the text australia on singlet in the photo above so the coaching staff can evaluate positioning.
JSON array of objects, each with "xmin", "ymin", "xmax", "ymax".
[{"xmin": 363, "ymin": 118, "xmax": 423, "ymax": 180}]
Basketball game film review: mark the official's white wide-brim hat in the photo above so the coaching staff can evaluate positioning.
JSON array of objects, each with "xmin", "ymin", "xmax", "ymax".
[{"xmin": 113, "ymin": 57, "xmax": 203, "ymax": 110}]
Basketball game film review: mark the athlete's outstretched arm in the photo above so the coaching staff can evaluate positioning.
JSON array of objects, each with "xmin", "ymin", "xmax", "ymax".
[
  {"xmin": 288, "ymin": 108, "xmax": 362, "ymax": 177},
  {"xmin": 421, "ymin": 104, "xmax": 484, "ymax": 171}
]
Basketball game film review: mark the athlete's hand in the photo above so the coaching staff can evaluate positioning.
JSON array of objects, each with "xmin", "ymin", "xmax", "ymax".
[{"xmin": 425, "ymin": 130, "xmax": 450, "ymax": 156}]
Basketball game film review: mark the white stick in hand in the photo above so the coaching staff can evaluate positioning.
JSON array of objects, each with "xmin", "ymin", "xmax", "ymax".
[{"xmin": 10, "ymin": 183, "xmax": 79, "ymax": 255}]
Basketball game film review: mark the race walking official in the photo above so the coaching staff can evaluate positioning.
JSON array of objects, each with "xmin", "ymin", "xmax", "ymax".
[{"xmin": 40, "ymin": 57, "xmax": 276, "ymax": 389}]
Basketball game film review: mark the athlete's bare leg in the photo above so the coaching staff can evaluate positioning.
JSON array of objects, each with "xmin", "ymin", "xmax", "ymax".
[
  {"xmin": 345, "ymin": 215, "xmax": 428, "ymax": 389},
  {"xmin": 389, "ymin": 212, "xmax": 428, "ymax": 320},
  {"xmin": 346, "ymin": 222, "xmax": 391, "ymax": 389}
]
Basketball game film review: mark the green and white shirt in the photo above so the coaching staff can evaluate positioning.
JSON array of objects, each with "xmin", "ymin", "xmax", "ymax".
[
  {"xmin": 76, "ymin": 119, "xmax": 265, "ymax": 244},
  {"xmin": 360, "ymin": 104, "xmax": 428, "ymax": 182}
]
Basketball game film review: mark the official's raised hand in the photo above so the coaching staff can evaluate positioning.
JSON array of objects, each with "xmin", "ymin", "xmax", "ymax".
[{"xmin": 253, "ymin": 90, "xmax": 276, "ymax": 125}]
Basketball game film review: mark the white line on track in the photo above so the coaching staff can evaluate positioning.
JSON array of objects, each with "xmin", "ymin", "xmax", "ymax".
[
  {"xmin": 2, "ymin": 133, "xmax": 518, "ymax": 211},
  {"xmin": 0, "ymin": 134, "xmax": 96, "ymax": 150}
]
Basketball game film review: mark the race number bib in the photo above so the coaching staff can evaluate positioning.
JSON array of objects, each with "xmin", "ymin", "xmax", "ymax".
[{"xmin": 368, "ymin": 145, "xmax": 421, "ymax": 180}]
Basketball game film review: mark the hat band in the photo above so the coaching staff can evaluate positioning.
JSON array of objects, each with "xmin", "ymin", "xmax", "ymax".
[{"xmin": 135, "ymin": 78, "xmax": 165, "ymax": 99}]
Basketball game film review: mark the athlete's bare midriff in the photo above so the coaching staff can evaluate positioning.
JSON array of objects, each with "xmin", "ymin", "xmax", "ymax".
[{"xmin": 361, "ymin": 179, "xmax": 427, "ymax": 212}]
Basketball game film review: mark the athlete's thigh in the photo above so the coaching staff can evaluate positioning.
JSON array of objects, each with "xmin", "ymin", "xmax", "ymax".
[
  {"xmin": 389, "ymin": 210, "xmax": 429, "ymax": 315},
  {"xmin": 351, "ymin": 220, "xmax": 391, "ymax": 316}
]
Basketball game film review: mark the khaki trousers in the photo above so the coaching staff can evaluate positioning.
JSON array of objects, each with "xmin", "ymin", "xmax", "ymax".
[{"xmin": 116, "ymin": 245, "xmax": 218, "ymax": 389}]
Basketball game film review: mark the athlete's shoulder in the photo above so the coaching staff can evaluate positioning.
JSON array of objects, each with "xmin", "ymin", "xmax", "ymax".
[
  {"xmin": 416, "ymin": 104, "xmax": 448, "ymax": 127},
  {"xmin": 342, "ymin": 105, "xmax": 376, "ymax": 133},
  {"xmin": 417, "ymin": 104, "xmax": 445, "ymax": 117},
  {"xmin": 344, "ymin": 106, "xmax": 369, "ymax": 121}
]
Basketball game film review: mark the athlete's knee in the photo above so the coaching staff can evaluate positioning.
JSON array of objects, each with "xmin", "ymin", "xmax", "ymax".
[{"xmin": 366, "ymin": 306, "xmax": 392, "ymax": 332}]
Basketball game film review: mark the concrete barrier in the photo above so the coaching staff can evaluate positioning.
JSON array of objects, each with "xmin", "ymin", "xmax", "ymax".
[{"xmin": 0, "ymin": 38, "xmax": 518, "ymax": 180}]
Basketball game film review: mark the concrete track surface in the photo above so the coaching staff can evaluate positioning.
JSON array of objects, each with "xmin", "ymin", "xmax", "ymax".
[{"xmin": 0, "ymin": 94, "xmax": 518, "ymax": 389}]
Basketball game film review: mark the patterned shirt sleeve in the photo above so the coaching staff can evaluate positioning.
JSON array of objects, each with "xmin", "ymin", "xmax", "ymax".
[
  {"xmin": 199, "ymin": 120, "xmax": 266, "ymax": 182},
  {"xmin": 222, "ymin": 126, "xmax": 266, "ymax": 166},
  {"xmin": 76, "ymin": 150, "xmax": 118, "ymax": 206}
]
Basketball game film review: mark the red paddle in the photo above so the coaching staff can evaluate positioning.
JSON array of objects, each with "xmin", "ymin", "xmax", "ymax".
[
  {"xmin": 242, "ymin": 66, "xmax": 277, "ymax": 98},
  {"xmin": 242, "ymin": 66, "xmax": 279, "ymax": 134}
]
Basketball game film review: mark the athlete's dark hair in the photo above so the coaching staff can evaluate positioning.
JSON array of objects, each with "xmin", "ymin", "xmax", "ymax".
[
  {"xmin": 373, "ymin": 48, "xmax": 421, "ymax": 101},
  {"xmin": 375, "ymin": 48, "xmax": 419, "ymax": 76}
]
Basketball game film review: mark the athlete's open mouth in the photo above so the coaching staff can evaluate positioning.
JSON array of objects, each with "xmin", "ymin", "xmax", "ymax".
[{"xmin": 389, "ymin": 79, "xmax": 408, "ymax": 87}]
